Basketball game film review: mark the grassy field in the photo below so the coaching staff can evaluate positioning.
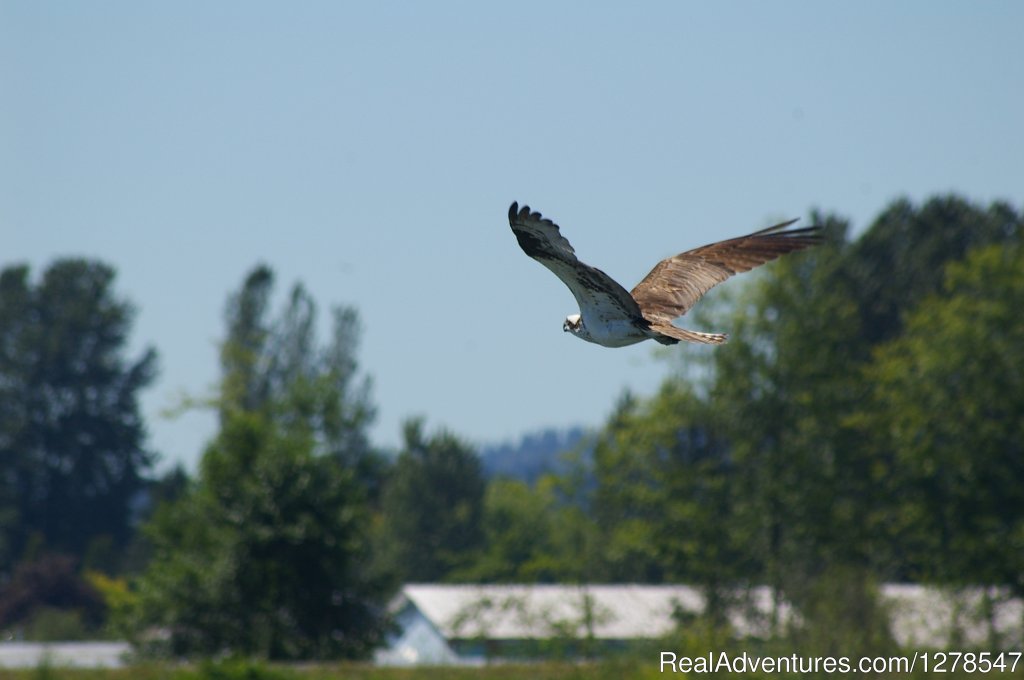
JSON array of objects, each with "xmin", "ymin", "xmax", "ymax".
[
  {"xmin": 0, "ymin": 660, "xmax": 655, "ymax": 680},
  {"xmin": 3, "ymin": 657, "xmax": 1021, "ymax": 680}
]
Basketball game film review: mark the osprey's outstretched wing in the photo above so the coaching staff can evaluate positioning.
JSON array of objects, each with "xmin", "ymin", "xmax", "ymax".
[
  {"xmin": 630, "ymin": 219, "xmax": 822, "ymax": 324},
  {"xmin": 508, "ymin": 202, "xmax": 643, "ymax": 323}
]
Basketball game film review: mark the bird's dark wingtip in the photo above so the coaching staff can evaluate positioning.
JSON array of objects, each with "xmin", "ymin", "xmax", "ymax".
[{"xmin": 508, "ymin": 201, "xmax": 522, "ymax": 225}]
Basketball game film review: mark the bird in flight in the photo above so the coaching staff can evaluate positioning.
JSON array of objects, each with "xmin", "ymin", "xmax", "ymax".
[{"xmin": 508, "ymin": 202, "xmax": 822, "ymax": 347}]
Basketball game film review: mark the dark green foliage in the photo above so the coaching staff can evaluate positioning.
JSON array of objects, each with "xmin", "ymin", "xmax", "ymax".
[
  {"xmin": 843, "ymin": 195, "xmax": 1023, "ymax": 345},
  {"xmin": 0, "ymin": 553, "xmax": 106, "ymax": 638},
  {"xmin": 460, "ymin": 474, "xmax": 599, "ymax": 583},
  {"xmin": 137, "ymin": 413, "xmax": 385, "ymax": 659},
  {"xmin": 702, "ymin": 196, "xmax": 1024, "ymax": 595},
  {"xmin": 590, "ymin": 385, "xmax": 751, "ymax": 590},
  {"xmin": 130, "ymin": 266, "xmax": 386, "ymax": 660},
  {"xmin": 376, "ymin": 419, "xmax": 485, "ymax": 583},
  {"xmin": 0, "ymin": 260, "xmax": 157, "ymax": 569},
  {"xmin": 704, "ymin": 210, "xmax": 880, "ymax": 596},
  {"xmin": 865, "ymin": 244, "xmax": 1024, "ymax": 593},
  {"xmin": 780, "ymin": 565, "xmax": 898, "ymax": 667}
]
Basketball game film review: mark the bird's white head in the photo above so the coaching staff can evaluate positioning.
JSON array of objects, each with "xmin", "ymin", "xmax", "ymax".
[{"xmin": 563, "ymin": 313, "xmax": 585, "ymax": 337}]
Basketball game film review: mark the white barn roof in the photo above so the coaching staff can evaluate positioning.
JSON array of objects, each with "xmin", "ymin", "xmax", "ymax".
[
  {"xmin": 377, "ymin": 584, "xmax": 1024, "ymax": 666},
  {"xmin": 392, "ymin": 584, "xmax": 784, "ymax": 640}
]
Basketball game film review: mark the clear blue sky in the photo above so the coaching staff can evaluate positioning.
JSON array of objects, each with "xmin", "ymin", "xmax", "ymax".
[{"xmin": 3, "ymin": 2, "xmax": 1022, "ymax": 472}]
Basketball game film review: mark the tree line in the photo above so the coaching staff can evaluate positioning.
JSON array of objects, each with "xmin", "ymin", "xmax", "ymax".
[{"xmin": 0, "ymin": 193, "xmax": 1021, "ymax": 659}]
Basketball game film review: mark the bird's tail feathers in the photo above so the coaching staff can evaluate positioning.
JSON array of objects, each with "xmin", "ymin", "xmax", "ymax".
[{"xmin": 649, "ymin": 323, "xmax": 728, "ymax": 345}]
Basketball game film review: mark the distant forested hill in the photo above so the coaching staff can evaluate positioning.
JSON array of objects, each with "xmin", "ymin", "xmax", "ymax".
[{"xmin": 478, "ymin": 426, "xmax": 588, "ymax": 483}]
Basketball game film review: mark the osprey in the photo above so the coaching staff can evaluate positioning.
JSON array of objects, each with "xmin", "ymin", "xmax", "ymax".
[{"xmin": 508, "ymin": 202, "xmax": 822, "ymax": 347}]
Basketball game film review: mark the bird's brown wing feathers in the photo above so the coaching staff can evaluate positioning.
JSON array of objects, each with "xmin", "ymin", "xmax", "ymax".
[{"xmin": 630, "ymin": 219, "xmax": 822, "ymax": 323}]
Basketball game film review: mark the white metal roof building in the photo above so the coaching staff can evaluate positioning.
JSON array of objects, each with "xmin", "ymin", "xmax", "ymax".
[
  {"xmin": 374, "ymin": 583, "xmax": 787, "ymax": 666},
  {"xmin": 0, "ymin": 642, "xmax": 131, "ymax": 669},
  {"xmin": 375, "ymin": 583, "xmax": 1023, "ymax": 666}
]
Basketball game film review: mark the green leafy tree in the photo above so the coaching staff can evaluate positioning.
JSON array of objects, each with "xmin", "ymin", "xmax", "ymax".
[
  {"xmin": 866, "ymin": 244, "xmax": 1024, "ymax": 594},
  {"xmin": 843, "ymin": 194, "xmax": 1023, "ymax": 345},
  {"xmin": 707, "ymin": 213, "xmax": 882, "ymax": 602},
  {"xmin": 461, "ymin": 474, "xmax": 599, "ymax": 583},
  {"xmin": 589, "ymin": 383, "xmax": 754, "ymax": 621},
  {"xmin": 706, "ymin": 197, "xmax": 1023, "ymax": 599},
  {"xmin": 586, "ymin": 392, "xmax": 658, "ymax": 582},
  {"xmin": 131, "ymin": 265, "xmax": 385, "ymax": 660},
  {"xmin": 219, "ymin": 267, "xmax": 376, "ymax": 465},
  {"xmin": 462, "ymin": 478, "xmax": 550, "ymax": 582},
  {"xmin": 138, "ymin": 412, "xmax": 384, "ymax": 659},
  {"xmin": 377, "ymin": 419, "xmax": 484, "ymax": 583},
  {"xmin": 0, "ymin": 260, "xmax": 156, "ymax": 569}
]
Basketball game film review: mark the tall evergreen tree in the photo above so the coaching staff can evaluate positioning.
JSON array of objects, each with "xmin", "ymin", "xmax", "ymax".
[
  {"xmin": 132, "ymin": 265, "xmax": 385, "ymax": 660},
  {"xmin": 0, "ymin": 260, "xmax": 156, "ymax": 569}
]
